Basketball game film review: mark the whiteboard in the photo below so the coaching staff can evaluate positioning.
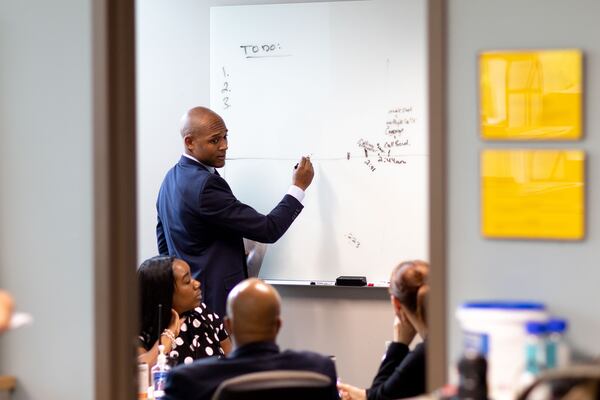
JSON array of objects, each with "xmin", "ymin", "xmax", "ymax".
[{"xmin": 210, "ymin": 0, "xmax": 428, "ymax": 282}]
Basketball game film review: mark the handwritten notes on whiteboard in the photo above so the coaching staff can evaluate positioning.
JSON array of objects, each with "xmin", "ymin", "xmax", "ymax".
[{"xmin": 210, "ymin": 0, "xmax": 428, "ymax": 281}]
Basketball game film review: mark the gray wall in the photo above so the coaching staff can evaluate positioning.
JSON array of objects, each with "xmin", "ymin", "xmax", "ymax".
[
  {"xmin": 3, "ymin": 0, "xmax": 596, "ymax": 396},
  {"xmin": 0, "ymin": 1, "xmax": 94, "ymax": 399},
  {"xmin": 136, "ymin": 0, "xmax": 395, "ymax": 387},
  {"xmin": 447, "ymin": 0, "xmax": 600, "ymax": 364}
]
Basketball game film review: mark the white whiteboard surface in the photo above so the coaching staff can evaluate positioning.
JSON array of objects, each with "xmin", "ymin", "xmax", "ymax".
[{"xmin": 210, "ymin": 0, "xmax": 428, "ymax": 282}]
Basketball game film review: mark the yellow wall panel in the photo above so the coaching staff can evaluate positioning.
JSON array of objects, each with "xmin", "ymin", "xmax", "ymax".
[
  {"xmin": 480, "ymin": 50, "xmax": 582, "ymax": 140},
  {"xmin": 481, "ymin": 149, "xmax": 585, "ymax": 239}
]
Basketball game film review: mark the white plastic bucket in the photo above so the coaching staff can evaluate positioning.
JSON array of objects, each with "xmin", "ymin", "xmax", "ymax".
[{"xmin": 456, "ymin": 301, "xmax": 548, "ymax": 400}]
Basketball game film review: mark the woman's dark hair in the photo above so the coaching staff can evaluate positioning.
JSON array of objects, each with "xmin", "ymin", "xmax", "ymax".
[
  {"xmin": 389, "ymin": 260, "xmax": 429, "ymax": 324},
  {"xmin": 138, "ymin": 255, "xmax": 176, "ymax": 350}
]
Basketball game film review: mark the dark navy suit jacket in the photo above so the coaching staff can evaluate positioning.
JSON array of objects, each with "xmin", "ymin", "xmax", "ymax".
[
  {"xmin": 163, "ymin": 341, "xmax": 339, "ymax": 400},
  {"xmin": 156, "ymin": 156, "xmax": 303, "ymax": 316}
]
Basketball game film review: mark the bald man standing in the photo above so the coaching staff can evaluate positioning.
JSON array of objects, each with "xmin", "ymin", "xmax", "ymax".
[
  {"xmin": 163, "ymin": 279, "xmax": 338, "ymax": 400},
  {"xmin": 156, "ymin": 107, "xmax": 314, "ymax": 317}
]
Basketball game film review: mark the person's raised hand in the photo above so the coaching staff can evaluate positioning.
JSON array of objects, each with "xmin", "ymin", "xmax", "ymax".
[
  {"xmin": 337, "ymin": 382, "xmax": 367, "ymax": 400},
  {"xmin": 168, "ymin": 308, "xmax": 181, "ymax": 337},
  {"xmin": 393, "ymin": 313, "xmax": 416, "ymax": 345},
  {"xmin": 292, "ymin": 156, "xmax": 314, "ymax": 190},
  {"xmin": 0, "ymin": 290, "xmax": 14, "ymax": 333}
]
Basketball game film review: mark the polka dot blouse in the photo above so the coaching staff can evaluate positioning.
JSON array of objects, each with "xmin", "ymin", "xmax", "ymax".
[{"xmin": 140, "ymin": 302, "xmax": 228, "ymax": 366}]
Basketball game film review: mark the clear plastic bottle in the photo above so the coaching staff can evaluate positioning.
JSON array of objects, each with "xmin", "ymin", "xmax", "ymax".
[
  {"xmin": 518, "ymin": 321, "xmax": 548, "ymax": 399},
  {"xmin": 524, "ymin": 321, "xmax": 547, "ymax": 376},
  {"xmin": 151, "ymin": 344, "xmax": 171, "ymax": 399},
  {"xmin": 138, "ymin": 362, "xmax": 149, "ymax": 399},
  {"xmin": 545, "ymin": 318, "xmax": 570, "ymax": 369}
]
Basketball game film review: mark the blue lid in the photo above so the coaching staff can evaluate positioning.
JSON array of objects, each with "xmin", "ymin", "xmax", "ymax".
[
  {"xmin": 547, "ymin": 318, "xmax": 568, "ymax": 333},
  {"xmin": 526, "ymin": 321, "xmax": 547, "ymax": 335},
  {"xmin": 461, "ymin": 301, "xmax": 546, "ymax": 311}
]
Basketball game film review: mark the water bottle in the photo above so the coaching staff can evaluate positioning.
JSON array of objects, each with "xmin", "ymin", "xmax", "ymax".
[
  {"xmin": 518, "ymin": 321, "xmax": 549, "ymax": 399},
  {"xmin": 546, "ymin": 318, "xmax": 570, "ymax": 369},
  {"xmin": 524, "ymin": 321, "xmax": 547, "ymax": 375},
  {"xmin": 138, "ymin": 363, "xmax": 149, "ymax": 399}
]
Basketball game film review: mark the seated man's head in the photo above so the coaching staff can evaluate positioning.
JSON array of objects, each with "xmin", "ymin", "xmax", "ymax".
[
  {"xmin": 180, "ymin": 106, "xmax": 228, "ymax": 168},
  {"xmin": 224, "ymin": 278, "xmax": 282, "ymax": 349}
]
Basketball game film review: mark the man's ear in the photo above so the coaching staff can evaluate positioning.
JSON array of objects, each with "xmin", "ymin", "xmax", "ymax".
[
  {"xmin": 183, "ymin": 134, "xmax": 195, "ymax": 150},
  {"xmin": 224, "ymin": 316, "xmax": 232, "ymax": 335},
  {"xmin": 274, "ymin": 317, "xmax": 282, "ymax": 336}
]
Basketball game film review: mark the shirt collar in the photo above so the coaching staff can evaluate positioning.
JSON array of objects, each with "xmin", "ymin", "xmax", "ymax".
[
  {"xmin": 182, "ymin": 153, "xmax": 216, "ymax": 174},
  {"xmin": 229, "ymin": 341, "xmax": 279, "ymax": 359}
]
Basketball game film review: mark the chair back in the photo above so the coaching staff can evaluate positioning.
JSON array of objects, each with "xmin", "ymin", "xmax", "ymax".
[
  {"xmin": 516, "ymin": 364, "xmax": 600, "ymax": 400},
  {"xmin": 211, "ymin": 370, "xmax": 333, "ymax": 400}
]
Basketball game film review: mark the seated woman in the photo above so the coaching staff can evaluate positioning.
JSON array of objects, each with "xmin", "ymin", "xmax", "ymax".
[
  {"xmin": 137, "ymin": 256, "xmax": 232, "ymax": 366},
  {"xmin": 338, "ymin": 260, "xmax": 429, "ymax": 400}
]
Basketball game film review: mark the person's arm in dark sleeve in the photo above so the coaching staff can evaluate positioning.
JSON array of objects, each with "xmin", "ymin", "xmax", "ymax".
[
  {"xmin": 370, "ymin": 342, "xmax": 410, "ymax": 389},
  {"xmin": 198, "ymin": 175, "xmax": 303, "ymax": 243},
  {"xmin": 366, "ymin": 342, "xmax": 426, "ymax": 400},
  {"xmin": 156, "ymin": 214, "xmax": 168, "ymax": 255}
]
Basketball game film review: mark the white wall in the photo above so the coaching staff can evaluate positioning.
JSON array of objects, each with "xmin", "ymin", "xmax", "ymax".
[
  {"xmin": 136, "ymin": 0, "xmax": 396, "ymax": 387},
  {"xmin": 0, "ymin": 1, "xmax": 94, "ymax": 399},
  {"xmin": 447, "ymin": 0, "xmax": 600, "ymax": 364}
]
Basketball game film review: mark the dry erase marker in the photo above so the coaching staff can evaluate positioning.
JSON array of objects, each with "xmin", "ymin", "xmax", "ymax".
[
  {"xmin": 369, "ymin": 281, "xmax": 390, "ymax": 288},
  {"xmin": 310, "ymin": 281, "xmax": 335, "ymax": 286}
]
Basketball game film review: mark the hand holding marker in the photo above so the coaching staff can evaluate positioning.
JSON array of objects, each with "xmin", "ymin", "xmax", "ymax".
[
  {"xmin": 292, "ymin": 155, "xmax": 314, "ymax": 191},
  {"xmin": 294, "ymin": 153, "xmax": 313, "ymax": 169}
]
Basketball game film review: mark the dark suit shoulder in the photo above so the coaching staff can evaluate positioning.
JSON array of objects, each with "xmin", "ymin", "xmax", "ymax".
[
  {"xmin": 168, "ymin": 161, "xmax": 216, "ymax": 207},
  {"xmin": 280, "ymin": 349, "xmax": 337, "ymax": 375},
  {"xmin": 281, "ymin": 349, "xmax": 332, "ymax": 362},
  {"xmin": 163, "ymin": 361, "xmax": 206, "ymax": 400}
]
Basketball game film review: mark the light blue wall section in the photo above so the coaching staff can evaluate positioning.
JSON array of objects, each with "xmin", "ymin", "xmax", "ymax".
[
  {"xmin": 0, "ymin": 1, "xmax": 94, "ymax": 399},
  {"xmin": 447, "ymin": 0, "xmax": 600, "ymax": 365}
]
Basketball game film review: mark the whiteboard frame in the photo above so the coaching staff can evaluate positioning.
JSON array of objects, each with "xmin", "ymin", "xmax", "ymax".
[{"xmin": 131, "ymin": 0, "xmax": 447, "ymax": 392}]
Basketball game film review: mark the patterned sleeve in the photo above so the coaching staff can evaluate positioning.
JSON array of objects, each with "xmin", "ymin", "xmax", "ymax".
[
  {"xmin": 197, "ymin": 303, "xmax": 229, "ymax": 342},
  {"xmin": 210, "ymin": 310, "xmax": 229, "ymax": 341}
]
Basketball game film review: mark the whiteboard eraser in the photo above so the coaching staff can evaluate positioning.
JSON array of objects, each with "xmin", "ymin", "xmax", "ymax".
[{"xmin": 335, "ymin": 276, "xmax": 367, "ymax": 287}]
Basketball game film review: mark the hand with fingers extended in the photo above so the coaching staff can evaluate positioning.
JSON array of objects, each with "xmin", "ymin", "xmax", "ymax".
[
  {"xmin": 160, "ymin": 309, "xmax": 182, "ymax": 351},
  {"xmin": 292, "ymin": 156, "xmax": 314, "ymax": 190},
  {"xmin": 337, "ymin": 381, "xmax": 367, "ymax": 400}
]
